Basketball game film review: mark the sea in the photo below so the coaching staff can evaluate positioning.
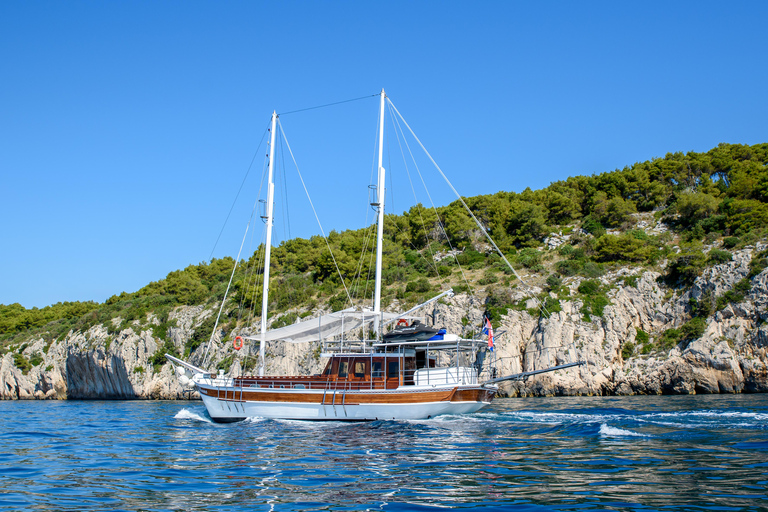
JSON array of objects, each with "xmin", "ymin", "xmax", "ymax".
[{"xmin": 1, "ymin": 395, "xmax": 766, "ymax": 511}]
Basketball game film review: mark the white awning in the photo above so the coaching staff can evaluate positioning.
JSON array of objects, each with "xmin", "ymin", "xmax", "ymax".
[{"xmin": 242, "ymin": 308, "xmax": 419, "ymax": 343}]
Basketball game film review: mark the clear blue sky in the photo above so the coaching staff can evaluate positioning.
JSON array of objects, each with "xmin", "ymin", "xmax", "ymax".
[{"xmin": 1, "ymin": 1, "xmax": 766, "ymax": 309}]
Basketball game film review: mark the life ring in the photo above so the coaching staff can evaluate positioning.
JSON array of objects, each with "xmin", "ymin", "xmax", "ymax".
[
  {"xmin": 233, "ymin": 336, "xmax": 243, "ymax": 351},
  {"xmin": 396, "ymin": 319, "xmax": 408, "ymax": 327}
]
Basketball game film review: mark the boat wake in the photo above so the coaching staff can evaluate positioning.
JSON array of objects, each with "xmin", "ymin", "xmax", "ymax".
[
  {"xmin": 598, "ymin": 423, "xmax": 650, "ymax": 438},
  {"xmin": 174, "ymin": 407, "xmax": 212, "ymax": 423}
]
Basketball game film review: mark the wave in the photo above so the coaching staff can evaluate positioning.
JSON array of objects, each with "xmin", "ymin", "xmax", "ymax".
[
  {"xmin": 174, "ymin": 407, "xmax": 212, "ymax": 423},
  {"xmin": 599, "ymin": 423, "xmax": 651, "ymax": 438}
]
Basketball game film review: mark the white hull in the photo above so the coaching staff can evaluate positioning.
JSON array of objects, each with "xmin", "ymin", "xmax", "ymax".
[{"xmin": 196, "ymin": 381, "xmax": 494, "ymax": 422}]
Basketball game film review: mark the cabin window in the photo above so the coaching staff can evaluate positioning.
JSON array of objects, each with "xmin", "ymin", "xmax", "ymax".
[
  {"xmin": 387, "ymin": 361, "xmax": 399, "ymax": 379},
  {"xmin": 354, "ymin": 362, "xmax": 366, "ymax": 378},
  {"xmin": 338, "ymin": 361, "xmax": 349, "ymax": 378},
  {"xmin": 372, "ymin": 362, "xmax": 383, "ymax": 378}
]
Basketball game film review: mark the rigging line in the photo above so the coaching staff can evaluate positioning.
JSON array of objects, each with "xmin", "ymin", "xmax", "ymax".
[
  {"xmin": 239, "ymin": 146, "xmax": 271, "ymax": 326},
  {"xmin": 391, "ymin": 106, "xmax": 459, "ymax": 286},
  {"xmin": 277, "ymin": 118, "xmax": 353, "ymax": 306},
  {"xmin": 351, "ymin": 223, "xmax": 376, "ymax": 300},
  {"xmin": 209, "ymin": 120, "xmax": 271, "ymax": 261},
  {"xmin": 277, "ymin": 128, "xmax": 291, "ymax": 242},
  {"xmin": 202, "ymin": 194, "xmax": 260, "ymax": 369},
  {"xmin": 241, "ymin": 210, "xmax": 264, "ymax": 327},
  {"xmin": 278, "ymin": 94, "xmax": 379, "ymax": 116},
  {"xmin": 386, "ymin": 98, "xmax": 541, "ymax": 306},
  {"xmin": 389, "ymin": 103, "xmax": 472, "ymax": 294},
  {"xmin": 363, "ymin": 232, "xmax": 377, "ymax": 304},
  {"xmin": 386, "ymin": 104, "xmax": 441, "ymax": 278},
  {"xmin": 237, "ymin": 209, "xmax": 259, "ymax": 318},
  {"xmin": 246, "ymin": 230, "xmax": 267, "ymax": 330}
]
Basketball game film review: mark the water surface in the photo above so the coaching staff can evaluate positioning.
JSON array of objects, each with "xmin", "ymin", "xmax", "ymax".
[{"xmin": 1, "ymin": 395, "xmax": 766, "ymax": 510}]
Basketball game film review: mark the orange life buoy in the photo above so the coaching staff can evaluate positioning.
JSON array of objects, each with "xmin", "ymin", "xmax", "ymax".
[
  {"xmin": 397, "ymin": 319, "xmax": 408, "ymax": 327},
  {"xmin": 233, "ymin": 336, "xmax": 243, "ymax": 351}
]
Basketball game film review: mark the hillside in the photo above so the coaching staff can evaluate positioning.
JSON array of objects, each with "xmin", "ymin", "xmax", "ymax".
[{"xmin": 2, "ymin": 142, "xmax": 768, "ymax": 399}]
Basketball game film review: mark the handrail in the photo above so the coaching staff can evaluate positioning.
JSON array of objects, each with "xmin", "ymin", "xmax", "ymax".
[{"xmin": 231, "ymin": 365, "xmax": 482, "ymax": 390}]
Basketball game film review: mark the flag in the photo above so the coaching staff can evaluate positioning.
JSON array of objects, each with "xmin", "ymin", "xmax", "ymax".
[{"xmin": 483, "ymin": 317, "xmax": 494, "ymax": 352}]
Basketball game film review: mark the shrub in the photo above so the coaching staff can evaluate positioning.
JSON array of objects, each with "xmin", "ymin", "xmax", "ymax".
[
  {"xmin": 456, "ymin": 250, "xmax": 485, "ymax": 267},
  {"xmin": 29, "ymin": 352, "xmax": 43, "ymax": 367},
  {"xmin": 328, "ymin": 292, "xmax": 348, "ymax": 312},
  {"xmin": 658, "ymin": 328, "xmax": 681, "ymax": 350},
  {"xmin": 485, "ymin": 287, "xmax": 514, "ymax": 324},
  {"xmin": 556, "ymin": 259, "xmax": 582, "ymax": 276},
  {"xmin": 722, "ymin": 237, "xmax": 740, "ymax": 249},
  {"xmin": 517, "ymin": 248, "xmax": 542, "ymax": 269},
  {"xmin": 187, "ymin": 315, "xmax": 216, "ymax": 357},
  {"xmin": 271, "ymin": 312, "xmax": 298, "ymax": 329},
  {"xmin": 658, "ymin": 317, "xmax": 706, "ymax": 351},
  {"xmin": 557, "ymin": 244, "xmax": 575, "ymax": 257},
  {"xmin": 478, "ymin": 272, "xmax": 499, "ymax": 285},
  {"xmin": 149, "ymin": 339, "xmax": 178, "ymax": 373},
  {"xmin": 577, "ymin": 280, "xmax": 601, "ymax": 296},
  {"xmin": 13, "ymin": 353, "xmax": 31, "ymax": 375},
  {"xmin": 595, "ymin": 234, "xmax": 651, "ymax": 263},
  {"xmin": 748, "ymin": 249, "xmax": 768, "ymax": 279},
  {"xmin": 577, "ymin": 280, "xmax": 610, "ymax": 320},
  {"xmin": 582, "ymin": 215, "xmax": 606, "ymax": 237},
  {"xmin": 707, "ymin": 249, "xmax": 732, "ymax": 265},
  {"xmin": 405, "ymin": 278, "xmax": 431, "ymax": 294},
  {"xmin": 665, "ymin": 250, "xmax": 706, "ymax": 286},
  {"xmin": 679, "ymin": 317, "xmax": 706, "ymax": 344},
  {"xmin": 622, "ymin": 341, "xmax": 635, "ymax": 359},
  {"xmin": 715, "ymin": 278, "xmax": 751, "ymax": 310},
  {"xmin": 622, "ymin": 275, "xmax": 639, "ymax": 288},
  {"xmin": 580, "ymin": 262, "xmax": 605, "ymax": 278},
  {"xmin": 546, "ymin": 274, "xmax": 562, "ymax": 290},
  {"xmin": 690, "ymin": 293, "xmax": 714, "ymax": 318},
  {"xmin": 542, "ymin": 296, "xmax": 562, "ymax": 317}
]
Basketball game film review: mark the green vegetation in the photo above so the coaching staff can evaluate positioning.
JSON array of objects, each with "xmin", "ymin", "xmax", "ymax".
[
  {"xmin": 657, "ymin": 317, "xmax": 707, "ymax": 351},
  {"xmin": 13, "ymin": 353, "xmax": 31, "ymax": 375},
  {"xmin": 577, "ymin": 280, "xmax": 610, "ymax": 321},
  {"xmin": 2, "ymin": 143, "xmax": 767, "ymax": 365}
]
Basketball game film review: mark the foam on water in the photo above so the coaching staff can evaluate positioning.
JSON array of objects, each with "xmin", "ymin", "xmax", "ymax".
[
  {"xmin": 598, "ymin": 423, "xmax": 651, "ymax": 438},
  {"xmin": 174, "ymin": 407, "xmax": 212, "ymax": 423}
]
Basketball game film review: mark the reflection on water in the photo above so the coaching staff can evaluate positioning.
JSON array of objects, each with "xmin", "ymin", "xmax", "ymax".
[{"xmin": 0, "ymin": 395, "xmax": 766, "ymax": 511}]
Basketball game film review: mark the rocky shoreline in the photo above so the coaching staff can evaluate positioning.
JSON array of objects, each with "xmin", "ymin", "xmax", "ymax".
[{"xmin": 3, "ymin": 245, "xmax": 768, "ymax": 400}]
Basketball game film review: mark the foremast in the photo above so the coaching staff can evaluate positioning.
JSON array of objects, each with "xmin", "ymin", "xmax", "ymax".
[{"xmin": 259, "ymin": 111, "xmax": 278, "ymax": 376}]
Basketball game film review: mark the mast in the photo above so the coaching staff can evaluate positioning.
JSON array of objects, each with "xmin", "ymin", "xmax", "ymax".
[
  {"xmin": 259, "ymin": 111, "xmax": 277, "ymax": 376},
  {"xmin": 373, "ymin": 89, "xmax": 386, "ymax": 336}
]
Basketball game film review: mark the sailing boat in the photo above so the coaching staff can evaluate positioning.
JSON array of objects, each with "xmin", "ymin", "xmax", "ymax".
[{"xmin": 167, "ymin": 90, "xmax": 581, "ymax": 422}]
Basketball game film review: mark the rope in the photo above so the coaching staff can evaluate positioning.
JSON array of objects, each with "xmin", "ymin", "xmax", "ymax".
[
  {"xmin": 278, "ymin": 94, "xmax": 378, "ymax": 116},
  {"xmin": 277, "ymin": 118, "xmax": 353, "ymax": 306},
  {"xmin": 386, "ymin": 98, "xmax": 544, "ymax": 312},
  {"xmin": 209, "ymin": 121, "xmax": 270, "ymax": 261},
  {"xmin": 202, "ymin": 196, "xmax": 259, "ymax": 368},
  {"xmin": 387, "ymin": 102, "xmax": 476, "ymax": 300}
]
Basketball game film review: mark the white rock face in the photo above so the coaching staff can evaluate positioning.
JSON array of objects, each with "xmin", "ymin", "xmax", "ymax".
[{"xmin": 2, "ymin": 246, "xmax": 768, "ymax": 400}]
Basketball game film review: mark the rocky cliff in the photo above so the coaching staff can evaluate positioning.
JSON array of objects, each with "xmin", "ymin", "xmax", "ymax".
[{"xmin": 3, "ymin": 244, "xmax": 768, "ymax": 400}]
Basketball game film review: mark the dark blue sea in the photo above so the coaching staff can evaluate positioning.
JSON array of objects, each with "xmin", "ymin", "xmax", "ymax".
[{"xmin": 1, "ymin": 395, "xmax": 766, "ymax": 511}]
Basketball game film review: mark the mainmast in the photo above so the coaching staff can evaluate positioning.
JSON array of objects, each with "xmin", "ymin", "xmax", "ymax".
[
  {"xmin": 373, "ymin": 89, "xmax": 386, "ymax": 336},
  {"xmin": 259, "ymin": 111, "xmax": 278, "ymax": 376}
]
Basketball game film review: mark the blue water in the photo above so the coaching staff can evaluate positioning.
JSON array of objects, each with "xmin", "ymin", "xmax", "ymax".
[{"xmin": 1, "ymin": 395, "xmax": 767, "ymax": 511}]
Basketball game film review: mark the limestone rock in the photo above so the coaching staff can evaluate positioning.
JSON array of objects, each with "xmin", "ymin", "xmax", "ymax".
[{"xmin": 2, "ymin": 245, "xmax": 768, "ymax": 400}]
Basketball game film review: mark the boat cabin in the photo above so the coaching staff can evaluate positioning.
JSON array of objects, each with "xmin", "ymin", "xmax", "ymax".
[{"xmin": 233, "ymin": 337, "xmax": 485, "ymax": 392}]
